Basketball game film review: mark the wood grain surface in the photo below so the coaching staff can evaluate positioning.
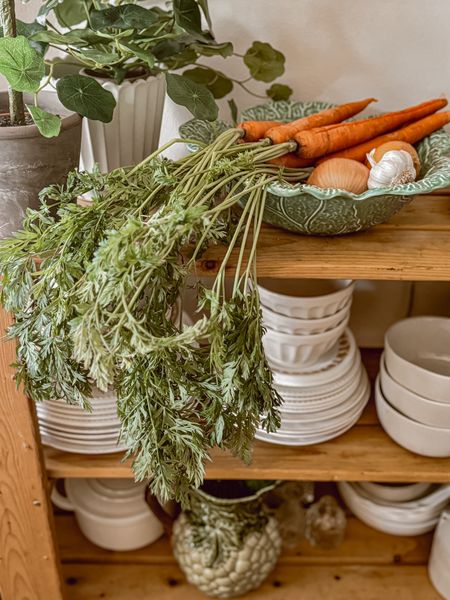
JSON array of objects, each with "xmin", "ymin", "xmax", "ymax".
[
  {"xmin": 0, "ymin": 307, "xmax": 65, "ymax": 600},
  {"xmin": 193, "ymin": 194, "xmax": 450, "ymax": 280}
]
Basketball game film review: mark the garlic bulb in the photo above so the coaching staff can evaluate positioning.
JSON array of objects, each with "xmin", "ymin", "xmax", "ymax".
[
  {"xmin": 367, "ymin": 149, "xmax": 417, "ymax": 189},
  {"xmin": 371, "ymin": 141, "xmax": 421, "ymax": 176}
]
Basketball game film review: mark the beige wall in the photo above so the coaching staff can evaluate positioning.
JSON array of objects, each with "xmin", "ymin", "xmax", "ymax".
[{"xmin": 13, "ymin": 0, "xmax": 450, "ymax": 121}]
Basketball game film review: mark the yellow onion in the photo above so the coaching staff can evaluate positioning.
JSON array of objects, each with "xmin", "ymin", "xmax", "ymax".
[{"xmin": 307, "ymin": 158, "xmax": 370, "ymax": 194}]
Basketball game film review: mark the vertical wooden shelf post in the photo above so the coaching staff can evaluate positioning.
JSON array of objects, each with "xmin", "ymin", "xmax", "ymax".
[{"xmin": 0, "ymin": 306, "xmax": 65, "ymax": 600}]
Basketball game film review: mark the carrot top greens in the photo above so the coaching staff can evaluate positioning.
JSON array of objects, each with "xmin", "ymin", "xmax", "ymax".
[{"xmin": 0, "ymin": 129, "xmax": 302, "ymax": 504}]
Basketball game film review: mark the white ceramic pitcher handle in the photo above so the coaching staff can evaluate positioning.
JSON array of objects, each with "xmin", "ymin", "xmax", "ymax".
[{"xmin": 51, "ymin": 485, "xmax": 74, "ymax": 512}]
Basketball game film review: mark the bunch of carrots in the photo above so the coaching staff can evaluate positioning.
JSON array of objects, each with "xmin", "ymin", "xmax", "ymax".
[{"xmin": 238, "ymin": 97, "xmax": 450, "ymax": 169}]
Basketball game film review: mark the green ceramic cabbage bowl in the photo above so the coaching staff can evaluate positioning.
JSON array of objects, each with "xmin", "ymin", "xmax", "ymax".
[{"xmin": 180, "ymin": 100, "xmax": 450, "ymax": 236}]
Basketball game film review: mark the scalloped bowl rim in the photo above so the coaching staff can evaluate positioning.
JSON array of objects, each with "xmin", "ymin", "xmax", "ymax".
[{"xmin": 179, "ymin": 99, "xmax": 450, "ymax": 202}]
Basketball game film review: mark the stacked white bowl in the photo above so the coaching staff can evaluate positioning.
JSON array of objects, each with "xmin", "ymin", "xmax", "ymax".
[
  {"xmin": 52, "ymin": 478, "xmax": 164, "ymax": 551},
  {"xmin": 260, "ymin": 279, "xmax": 354, "ymax": 367},
  {"xmin": 338, "ymin": 481, "xmax": 450, "ymax": 536},
  {"xmin": 37, "ymin": 388, "xmax": 125, "ymax": 454},
  {"xmin": 256, "ymin": 279, "xmax": 370, "ymax": 446},
  {"xmin": 376, "ymin": 316, "xmax": 450, "ymax": 457}
]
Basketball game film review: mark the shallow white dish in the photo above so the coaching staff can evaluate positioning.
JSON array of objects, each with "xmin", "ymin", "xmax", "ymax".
[
  {"xmin": 375, "ymin": 377, "xmax": 450, "ymax": 458},
  {"xmin": 263, "ymin": 318, "xmax": 348, "ymax": 367},
  {"xmin": 38, "ymin": 423, "xmax": 120, "ymax": 441},
  {"xmin": 40, "ymin": 433, "xmax": 126, "ymax": 454},
  {"xmin": 279, "ymin": 370, "xmax": 366, "ymax": 418},
  {"xmin": 358, "ymin": 481, "xmax": 434, "ymax": 503},
  {"xmin": 256, "ymin": 378, "xmax": 369, "ymax": 446},
  {"xmin": 384, "ymin": 316, "xmax": 450, "ymax": 403},
  {"xmin": 279, "ymin": 364, "xmax": 364, "ymax": 413},
  {"xmin": 261, "ymin": 300, "xmax": 350, "ymax": 335},
  {"xmin": 278, "ymin": 377, "xmax": 369, "ymax": 434},
  {"xmin": 380, "ymin": 355, "xmax": 450, "ymax": 428},
  {"xmin": 257, "ymin": 279, "xmax": 354, "ymax": 319}
]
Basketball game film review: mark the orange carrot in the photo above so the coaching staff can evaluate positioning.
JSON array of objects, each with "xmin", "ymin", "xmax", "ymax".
[
  {"xmin": 265, "ymin": 98, "xmax": 377, "ymax": 144},
  {"xmin": 269, "ymin": 154, "xmax": 315, "ymax": 168},
  {"xmin": 317, "ymin": 110, "xmax": 450, "ymax": 163},
  {"xmin": 295, "ymin": 98, "xmax": 448, "ymax": 159},
  {"xmin": 238, "ymin": 120, "xmax": 282, "ymax": 142}
]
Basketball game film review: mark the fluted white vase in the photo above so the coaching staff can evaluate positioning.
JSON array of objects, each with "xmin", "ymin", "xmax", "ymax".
[{"xmin": 80, "ymin": 73, "xmax": 166, "ymax": 172}]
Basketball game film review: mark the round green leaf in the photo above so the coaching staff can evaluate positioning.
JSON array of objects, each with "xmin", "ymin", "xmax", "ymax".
[
  {"xmin": 26, "ymin": 105, "xmax": 61, "ymax": 138},
  {"xmin": 183, "ymin": 67, "xmax": 233, "ymax": 99},
  {"xmin": 56, "ymin": 74, "xmax": 116, "ymax": 123},
  {"xmin": 14, "ymin": 20, "xmax": 48, "ymax": 56},
  {"xmin": 244, "ymin": 41, "xmax": 285, "ymax": 83},
  {"xmin": 54, "ymin": 0, "xmax": 86, "ymax": 28},
  {"xmin": 266, "ymin": 83, "xmax": 293, "ymax": 101},
  {"xmin": 0, "ymin": 36, "xmax": 45, "ymax": 93},
  {"xmin": 76, "ymin": 49, "xmax": 121, "ymax": 66},
  {"xmin": 90, "ymin": 5, "xmax": 159, "ymax": 30},
  {"xmin": 166, "ymin": 72, "xmax": 218, "ymax": 121},
  {"xmin": 173, "ymin": 0, "xmax": 202, "ymax": 35}
]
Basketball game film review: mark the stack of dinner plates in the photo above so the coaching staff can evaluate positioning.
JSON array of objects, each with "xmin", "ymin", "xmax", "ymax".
[
  {"xmin": 37, "ymin": 388, "xmax": 125, "ymax": 454},
  {"xmin": 256, "ymin": 328, "xmax": 370, "ymax": 446}
]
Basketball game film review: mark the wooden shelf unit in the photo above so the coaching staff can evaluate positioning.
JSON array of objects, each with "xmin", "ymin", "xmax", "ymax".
[{"xmin": 2, "ymin": 189, "xmax": 450, "ymax": 600}]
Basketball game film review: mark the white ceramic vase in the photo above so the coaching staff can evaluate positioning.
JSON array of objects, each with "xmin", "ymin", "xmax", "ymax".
[
  {"xmin": 80, "ymin": 73, "xmax": 166, "ymax": 172},
  {"xmin": 429, "ymin": 508, "xmax": 450, "ymax": 599}
]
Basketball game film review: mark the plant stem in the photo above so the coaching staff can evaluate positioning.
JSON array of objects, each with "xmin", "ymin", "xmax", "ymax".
[{"xmin": 0, "ymin": 0, "xmax": 25, "ymax": 125}]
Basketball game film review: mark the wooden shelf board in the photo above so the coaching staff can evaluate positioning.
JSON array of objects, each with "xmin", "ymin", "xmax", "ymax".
[
  {"xmin": 194, "ymin": 193, "xmax": 450, "ymax": 280},
  {"xmin": 62, "ymin": 563, "xmax": 440, "ymax": 600},
  {"xmin": 56, "ymin": 514, "xmax": 432, "ymax": 567},
  {"xmin": 44, "ymin": 349, "xmax": 450, "ymax": 483},
  {"xmin": 57, "ymin": 513, "xmax": 439, "ymax": 599}
]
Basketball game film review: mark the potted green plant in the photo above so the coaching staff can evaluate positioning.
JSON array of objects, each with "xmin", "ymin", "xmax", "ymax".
[
  {"xmin": 30, "ymin": 0, "xmax": 291, "ymax": 171},
  {"xmin": 0, "ymin": 0, "xmax": 82, "ymax": 237}
]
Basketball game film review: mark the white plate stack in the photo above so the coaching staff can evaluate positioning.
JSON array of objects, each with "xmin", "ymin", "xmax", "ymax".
[
  {"xmin": 338, "ymin": 481, "xmax": 450, "ymax": 536},
  {"xmin": 376, "ymin": 316, "xmax": 450, "ymax": 457},
  {"xmin": 256, "ymin": 279, "xmax": 369, "ymax": 446},
  {"xmin": 37, "ymin": 388, "xmax": 125, "ymax": 455}
]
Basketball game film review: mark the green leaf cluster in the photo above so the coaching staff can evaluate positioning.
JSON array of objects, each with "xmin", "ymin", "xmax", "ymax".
[
  {"xmin": 0, "ymin": 1, "xmax": 292, "ymax": 131},
  {"xmin": 0, "ymin": 128, "xmax": 306, "ymax": 503}
]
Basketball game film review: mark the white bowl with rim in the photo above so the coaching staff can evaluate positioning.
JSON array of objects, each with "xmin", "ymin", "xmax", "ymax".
[
  {"xmin": 261, "ymin": 300, "xmax": 351, "ymax": 335},
  {"xmin": 263, "ymin": 318, "xmax": 347, "ymax": 367},
  {"xmin": 384, "ymin": 316, "xmax": 450, "ymax": 403},
  {"xmin": 337, "ymin": 482, "xmax": 439, "ymax": 536},
  {"xmin": 375, "ymin": 376, "xmax": 450, "ymax": 457},
  {"xmin": 380, "ymin": 355, "xmax": 450, "ymax": 428},
  {"xmin": 257, "ymin": 279, "xmax": 354, "ymax": 319},
  {"xmin": 358, "ymin": 482, "xmax": 433, "ymax": 503}
]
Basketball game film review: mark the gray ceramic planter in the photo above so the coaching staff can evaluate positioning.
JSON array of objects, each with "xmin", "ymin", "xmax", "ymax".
[{"xmin": 0, "ymin": 91, "xmax": 82, "ymax": 238}]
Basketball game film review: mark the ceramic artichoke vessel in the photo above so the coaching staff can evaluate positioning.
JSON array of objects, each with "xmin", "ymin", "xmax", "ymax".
[
  {"xmin": 172, "ymin": 483, "xmax": 281, "ymax": 598},
  {"xmin": 180, "ymin": 100, "xmax": 450, "ymax": 235}
]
